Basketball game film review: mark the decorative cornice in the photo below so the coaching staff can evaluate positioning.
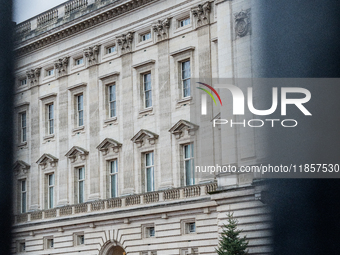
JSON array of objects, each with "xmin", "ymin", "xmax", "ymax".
[
  {"xmin": 14, "ymin": 102, "xmax": 30, "ymax": 109},
  {"xmin": 67, "ymin": 82, "xmax": 87, "ymax": 91},
  {"xmin": 65, "ymin": 146, "xmax": 89, "ymax": 163},
  {"xmin": 13, "ymin": 160, "xmax": 30, "ymax": 175},
  {"xmin": 169, "ymin": 46, "xmax": 195, "ymax": 57},
  {"xmin": 36, "ymin": 153, "xmax": 59, "ymax": 169},
  {"xmin": 131, "ymin": 129, "xmax": 159, "ymax": 147},
  {"xmin": 169, "ymin": 120, "xmax": 199, "ymax": 139},
  {"xmin": 131, "ymin": 59, "xmax": 156, "ymax": 69},
  {"xmin": 97, "ymin": 138, "xmax": 122, "ymax": 155},
  {"xmin": 39, "ymin": 93, "xmax": 57, "ymax": 101},
  {"xmin": 99, "ymin": 71, "xmax": 120, "ymax": 80},
  {"xmin": 15, "ymin": 0, "xmax": 157, "ymax": 57}
]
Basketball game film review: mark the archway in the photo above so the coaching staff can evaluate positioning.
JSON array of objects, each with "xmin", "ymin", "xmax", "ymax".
[{"xmin": 99, "ymin": 241, "xmax": 126, "ymax": 255}]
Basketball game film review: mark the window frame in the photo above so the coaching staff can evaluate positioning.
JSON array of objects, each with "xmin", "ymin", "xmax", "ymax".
[
  {"xmin": 75, "ymin": 57, "xmax": 84, "ymax": 66},
  {"xmin": 109, "ymin": 160, "xmax": 118, "ymax": 198},
  {"xmin": 20, "ymin": 78, "xmax": 27, "ymax": 86},
  {"xmin": 183, "ymin": 143, "xmax": 195, "ymax": 186},
  {"xmin": 47, "ymin": 103, "xmax": 54, "ymax": 135},
  {"xmin": 106, "ymin": 45, "xmax": 116, "ymax": 54},
  {"xmin": 143, "ymin": 73, "xmax": 152, "ymax": 109},
  {"xmin": 181, "ymin": 60, "xmax": 191, "ymax": 98},
  {"xmin": 78, "ymin": 167, "xmax": 85, "ymax": 204},
  {"xmin": 179, "ymin": 17, "xmax": 191, "ymax": 28},
  {"xmin": 20, "ymin": 112, "xmax": 27, "ymax": 143},
  {"xmin": 20, "ymin": 179, "xmax": 27, "ymax": 213},
  {"xmin": 46, "ymin": 68, "xmax": 55, "ymax": 77},
  {"xmin": 77, "ymin": 94, "xmax": 84, "ymax": 127},
  {"xmin": 145, "ymin": 152, "xmax": 155, "ymax": 192},
  {"xmin": 108, "ymin": 84, "xmax": 117, "ymax": 118},
  {"xmin": 140, "ymin": 31, "xmax": 152, "ymax": 42},
  {"xmin": 48, "ymin": 173, "xmax": 55, "ymax": 209}
]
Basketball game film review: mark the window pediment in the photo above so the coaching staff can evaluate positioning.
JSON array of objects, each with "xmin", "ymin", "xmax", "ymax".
[
  {"xmin": 13, "ymin": 160, "xmax": 30, "ymax": 175},
  {"xmin": 36, "ymin": 153, "xmax": 58, "ymax": 169},
  {"xmin": 97, "ymin": 138, "xmax": 122, "ymax": 155},
  {"xmin": 131, "ymin": 129, "xmax": 159, "ymax": 147},
  {"xmin": 169, "ymin": 120, "xmax": 199, "ymax": 139},
  {"xmin": 65, "ymin": 146, "xmax": 89, "ymax": 163}
]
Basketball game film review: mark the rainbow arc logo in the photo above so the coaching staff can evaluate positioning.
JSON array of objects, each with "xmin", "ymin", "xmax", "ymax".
[{"xmin": 196, "ymin": 82, "xmax": 222, "ymax": 115}]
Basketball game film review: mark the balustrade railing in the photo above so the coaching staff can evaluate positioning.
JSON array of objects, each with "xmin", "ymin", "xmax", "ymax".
[
  {"xmin": 15, "ymin": 183, "xmax": 217, "ymax": 224},
  {"xmin": 65, "ymin": 0, "xmax": 89, "ymax": 16},
  {"xmin": 37, "ymin": 9, "xmax": 59, "ymax": 27}
]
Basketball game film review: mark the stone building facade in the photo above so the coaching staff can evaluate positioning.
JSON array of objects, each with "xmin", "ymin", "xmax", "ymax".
[{"xmin": 12, "ymin": 0, "xmax": 270, "ymax": 254}]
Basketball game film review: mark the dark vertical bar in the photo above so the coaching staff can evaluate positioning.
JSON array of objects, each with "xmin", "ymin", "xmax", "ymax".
[
  {"xmin": 255, "ymin": 1, "xmax": 340, "ymax": 255},
  {"xmin": 0, "ymin": 0, "xmax": 14, "ymax": 254}
]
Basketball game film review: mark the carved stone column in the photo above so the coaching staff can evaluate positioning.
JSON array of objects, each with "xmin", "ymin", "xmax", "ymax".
[
  {"xmin": 54, "ymin": 57, "xmax": 69, "ymax": 77},
  {"xmin": 116, "ymin": 32, "xmax": 134, "ymax": 55},
  {"xmin": 192, "ymin": 2, "xmax": 211, "ymax": 28},
  {"xmin": 152, "ymin": 18, "xmax": 171, "ymax": 42},
  {"xmin": 83, "ymin": 45, "xmax": 100, "ymax": 66},
  {"xmin": 26, "ymin": 68, "xmax": 41, "ymax": 86}
]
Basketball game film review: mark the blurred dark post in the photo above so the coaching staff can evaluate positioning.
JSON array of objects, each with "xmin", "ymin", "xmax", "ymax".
[
  {"xmin": 0, "ymin": 0, "xmax": 14, "ymax": 254},
  {"xmin": 254, "ymin": 1, "xmax": 340, "ymax": 255}
]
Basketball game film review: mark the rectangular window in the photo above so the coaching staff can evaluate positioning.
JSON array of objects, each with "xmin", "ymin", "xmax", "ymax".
[
  {"xmin": 47, "ymin": 69, "xmax": 54, "ymax": 76},
  {"xmin": 48, "ymin": 174, "xmax": 54, "ymax": 209},
  {"xmin": 147, "ymin": 227, "xmax": 155, "ymax": 237},
  {"xmin": 184, "ymin": 144, "xmax": 195, "ymax": 186},
  {"xmin": 143, "ymin": 73, "xmax": 152, "ymax": 108},
  {"xmin": 47, "ymin": 238, "xmax": 54, "ymax": 249},
  {"xmin": 20, "ymin": 78, "xmax": 27, "ymax": 86},
  {"xmin": 109, "ymin": 85, "xmax": 116, "ymax": 118},
  {"xmin": 141, "ymin": 32, "xmax": 151, "ymax": 41},
  {"xmin": 78, "ymin": 235, "xmax": 85, "ymax": 245},
  {"xmin": 19, "ymin": 242, "xmax": 25, "ymax": 252},
  {"xmin": 77, "ymin": 94, "xmax": 84, "ymax": 126},
  {"xmin": 110, "ymin": 160, "xmax": 118, "ymax": 198},
  {"xmin": 21, "ymin": 112, "xmax": 27, "ymax": 143},
  {"xmin": 179, "ymin": 17, "xmax": 191, "ymax": 27},
  {"xmin": 187, "ymin": 222, "xmax": 196, "ymax": 233},
  {"xmin": 145, "ymin": 152, "xmax": 154, "ymax": 192},
  {"xmin": 78, "ymin": 167, "xmax": 85, "ymax": 204},
  {"xmin": 181, "ymin": 60, "xmax": 191, "ymax": 97},
  {"xmin": 107, "ymin": 45, "xmax": 116, "ymax": 54},
  {"xmin": 48, "ymin": 104, "xmax": 54, "ymax": 135},
  {"xmin": 21, "ymin": 180, "xmax": 27, "ymax": 213},
  {"xmin": 75, "ymin": 58, "xmax": 83, "ymax": 66}
]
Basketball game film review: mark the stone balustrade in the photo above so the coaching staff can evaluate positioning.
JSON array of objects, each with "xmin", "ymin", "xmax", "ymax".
[
  {"xmin": 14, "ymin": 183, "xmax": 217, "ymax": 224},
  {"xmin": 65, "ymin": 0, "xmax": 89, "ymax": 16},
  {"xmin": 37, "ymin": 9, "xmax": 59, "ymax": 27}
]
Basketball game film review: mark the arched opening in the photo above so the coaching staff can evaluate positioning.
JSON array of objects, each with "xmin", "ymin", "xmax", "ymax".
[
  {"xmin": 107, "ymin": 246, "xmax": 125, "ymax": 255},
  {"xmin": 99, "ymin": 241, "xmax": 126, "ymax": 255}
]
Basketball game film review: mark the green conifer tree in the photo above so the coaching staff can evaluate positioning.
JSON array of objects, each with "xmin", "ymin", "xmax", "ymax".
[{"xmin": 216, "ymin": 212, "xmax": 249, "ymax": 255}]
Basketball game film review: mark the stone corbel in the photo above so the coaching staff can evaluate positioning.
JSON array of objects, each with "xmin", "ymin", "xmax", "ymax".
[
  {"xmin": 192, "ymin": 2, "xmax": 211, "ymax": 27},
  {"xmin": 234, "ymin": 9, "xmax": 251, "ymax": 38},
  {"xmin": 152, "ymin": 18, "xmax": 171, "ymax": 41}
]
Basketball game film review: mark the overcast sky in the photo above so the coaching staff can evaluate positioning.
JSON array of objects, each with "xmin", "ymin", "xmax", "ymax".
[{"xmin": 13, "ymin": 0, "xmax": 66, "ymax": 24}]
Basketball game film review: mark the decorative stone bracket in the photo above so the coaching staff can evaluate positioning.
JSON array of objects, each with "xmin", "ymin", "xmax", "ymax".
[
  {"xmin": 234, "ymin": 9, "xmax": 251, "ymax": 38},
  {"xmin": 116, "ymin": 32, "xmax": 134, "ymax": 55},
  {"xmin": 54, "ymin": 57, "xmax": 69, "ymax": 76},
  {"xmin": 97, "ymin": 138, "xmax": 122, "ymax": 155},
  {"xmin": 131, "ymin": 129, "xmax": 159, "ymax": 148},
  {"xmin": 192, "ymin": 2, "xmax": 211, "ymax": 27},
  {"xmin": 152, "ymin": 18, "xmax": 171, "ymax": 42},
  {"xmin": 65, "ymin": 146, "xmax": 89, "ymax": 163},
  {"xmin": 36, "ymin": 153, "xmax": 59, "ymax": 169},
  {"xmin": 26, "ymin": 68, "xmax": 41, "ymax": 86},
  {"xmin": 83, "ymin": 45, "xmax": 100, "ymax": 66},
  {"xmin": 169, "ymin": 120, "xmax": 199, "ymax": 139}
]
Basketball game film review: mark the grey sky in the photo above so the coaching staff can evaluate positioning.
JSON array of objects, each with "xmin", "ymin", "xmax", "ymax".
[{"xmin": 13, "ymin": 0, "xmax": 66, "ymax": 24}]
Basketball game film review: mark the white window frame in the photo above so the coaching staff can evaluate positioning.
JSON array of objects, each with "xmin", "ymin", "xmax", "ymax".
[
  {"xmin": 48, "ymin": 103, "xmax": 54, "ymax": 135},
  {"xmin": 19, "ymin": 241, "xmax": 26, "ymax": 252},
  {"xmin": 21, "ymin": 179, "xmax": 27, "ymax": 213},
  {"xmin": 143, "ymin": 73, "xmax": 152, "ymax": 108},
  {"xmin": 145, "ymin": 152, "xmax": 154, "ymax": 192},
  {"xmin": 106, "ymin": 45, "xmax": 116, "ymax": 54},
  {"xmin": 140, "ymin": 32, "xmax": 151, "ymax": 42},
  {"xmin": 179, "ymin": 17, "xmax": 191, "ymax": 28},
  {"xmin": 20, "ymin": 78, "xmax": 27, "ymax": 86},
  {"xmin": 77, "ymin": 94, "xmax": 84, "ymax": 127},
  {"xmin": 78, "ymin": 167, "xmax": 85, "ymax": 204},
  {"xmin": 108, "ymin": 84, "xmax": 117, "ymax": 118},
  {"xmin": 181, "ymin": 60, "xmax": 191, "ymax": 98},
  {"xmin": 46, "ymin": 68, "xmax": 55, "ymax": 77},
  {"xmin": 184, "ymin": 143, "xmax": 195, "ymax": 186},
  {"xmin": 75, "ymin": 57, "xmax": 84, "ymax": 66},
  {"xmin": 21, "ymin": 112, "xmax": 27, "ymax": 143},
  {"xmin": 48, "ymin": 173, "xmax": 55, "ymax": 209},
  {"xmin": 110, "ymin": 160, "xmax": 118, "ymax": 198},
  {"xmin": 47, "ymin": 238, "xmax": 54, "ymax": 249}
]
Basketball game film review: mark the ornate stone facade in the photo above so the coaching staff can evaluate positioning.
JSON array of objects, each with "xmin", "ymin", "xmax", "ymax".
[{"xmin": 12, "ymin": 0, "xmax": 270, "ymax": 255}]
